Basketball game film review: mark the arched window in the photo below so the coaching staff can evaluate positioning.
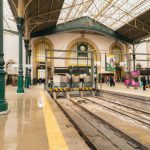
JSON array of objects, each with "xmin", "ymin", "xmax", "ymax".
[
  {"xmin": 35, "ymin": 40, "xmax": 51, "ymax": 63},
  {"xmin": 34, "ymin": 40, "xmax": 52, "ymax": 80},
  {"xmin": 110, "ymin": 45, "xmax": 122, "ymax": 64},
  {"xmin": 6, "ymin": 60, "xmax": 18, "ymax": 85},
  {"xmin": 6, "ymin": 61, "xmax": 17, "ymax": 75},
  {"xmin": 68, "ymin": 42, "xmax": 97, "ymax": 66}
]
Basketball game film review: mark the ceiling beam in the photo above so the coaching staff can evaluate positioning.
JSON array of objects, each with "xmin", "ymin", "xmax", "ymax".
[
  {"xmin": 64, "ymin": 0, "xmax": 77, "ymax": 23},
  {"xmin": 47, "ymin": 0, "xmax": 54, "ymax": 28},
  {"xmin": 94, "ymin": 0, "xmax": 113, "ymax": 19},
  {"xmin": 30, "ymin": 0, "xmax": 91, "ymax": 20},
  {"xmin": 31, "ymin": 16, "xmax": 133, "ymax": 44}
]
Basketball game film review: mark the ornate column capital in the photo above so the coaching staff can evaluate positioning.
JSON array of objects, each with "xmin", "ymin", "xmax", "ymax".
[
  {"xmin": 17, "ymin": 17, "xmax": 24, "ymax": 32},
  {"xmin": 24, "ymin": 39, "xmax": 29, "ymax": 50}
]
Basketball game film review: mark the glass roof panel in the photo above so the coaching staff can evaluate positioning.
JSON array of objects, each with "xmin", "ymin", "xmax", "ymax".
[
  {"xmin": 3, "ymin": 0, "xmax": 17, "ymax": 32},
  {"xmin": 57, "ymin": 0, "xmax": 150, "ymax": 30}
]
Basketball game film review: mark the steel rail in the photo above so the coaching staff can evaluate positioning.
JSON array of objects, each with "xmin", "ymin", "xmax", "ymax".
[
  {"xmin": 92, "ymin": 96, "xmax": 150, "ymax": 116},
  {"xmin": 98, "ymin": 90, "xmax": 150, "ymax": 103},
  {"xmin": 70, "ymin": 98, "xmax": 150, "ymax": 150},
  {"xmin": 83, "ymin": 97, "xmax": 150, "ymax": 127},
  {"xmin": 55, "ymin": 99, "xmax": 138, "ymax": 150}
]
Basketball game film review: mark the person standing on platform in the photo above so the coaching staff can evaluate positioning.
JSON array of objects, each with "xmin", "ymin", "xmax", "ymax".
[
  {"xmin": 142, "ymin": 76, "xmax": 147, "ymax": 91},
  {"xmin": 113, "ymin": 76, "xmax": 116, "ymax": 86},
  {"xmin": 106, "ymin": 76, "xmax": 109, "ymax": 86},
  {"xmin": 110, "ymin": 76, "xmax": 113, "ymax": 87},
  {"xmin": 49, "ymin": 78, "xmax": 53, "ymax": 88}
]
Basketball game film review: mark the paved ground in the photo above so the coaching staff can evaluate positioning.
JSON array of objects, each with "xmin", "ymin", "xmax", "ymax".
[
  {"xmin": 0, "ymin": 86, "xmax": 89, "ymax": 150},
  {"xmin": 98, "ymin": 83, "xmax": 150, "ymax": 97}
]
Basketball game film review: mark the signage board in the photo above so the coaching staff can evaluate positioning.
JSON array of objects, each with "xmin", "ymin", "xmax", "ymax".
[{"xmin": 106, "ymin": 54, "xmax": 116, "ymax": 72}]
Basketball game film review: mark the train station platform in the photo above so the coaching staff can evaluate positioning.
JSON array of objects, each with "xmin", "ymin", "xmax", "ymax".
[
  {"xmin": 0, "ymin": 86, "xmax": 89, "ymax": 150},
  {"xmin": 99, "ymin": 83, "xmax": 150, "ymax": 97}
]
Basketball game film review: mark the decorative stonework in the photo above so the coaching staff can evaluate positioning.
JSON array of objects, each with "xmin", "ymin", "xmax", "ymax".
[{"xmin": 65, "ymin": 37, "xmax": 99, "ymax": 66}]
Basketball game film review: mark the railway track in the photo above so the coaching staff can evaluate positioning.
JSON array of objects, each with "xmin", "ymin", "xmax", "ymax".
[
  {"xmin": 99, "ymin": 90, "xmax": 150, "ymax": 104},
  {"xmin": 83, "ymin": 96, "xmax": 150, "ymax": 127},
  {"xmin": 99, "ymin": 90, "xmax": 150, "ymax": 112},
  {"xmin": 94, "ymin": 96, "xmax": 150, "ymax": 115},
  {"xmin": 56, "ymin": 98, "xmax": 150, "ymax": 150}
]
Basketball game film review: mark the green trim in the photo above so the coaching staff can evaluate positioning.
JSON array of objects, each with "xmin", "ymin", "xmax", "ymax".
[
  {"xmin": 17, "ymin": 17, "xmax": 24, "ymax": 93},
  {"xmin": 31, "ymin": 17, "xmax": 133, "ymax": 44},
  {"xmin": 28, "ymin": 50, "xmax": 32, "ymax": 85},
  {"xmin": 0, "ymin": 0, "xmax": 8, "ymax": 112},
  {"xmin": 24, "ymin": 40, "xmax": 29, "ymax": 88}
]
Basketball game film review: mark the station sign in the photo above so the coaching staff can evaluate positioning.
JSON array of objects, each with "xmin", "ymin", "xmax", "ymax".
[{"xmin": 131, "ymin": 70, "xmax": 140, "ymax": 76}]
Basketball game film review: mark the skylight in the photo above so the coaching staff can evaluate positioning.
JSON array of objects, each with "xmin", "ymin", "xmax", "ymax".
[
  {"xmin": 3, "ymin": 0, "xmax": 17, "ymax": 32},
  {"xmin": 57, "ymin": 0, "xmax": 150, "ymax": 30}
]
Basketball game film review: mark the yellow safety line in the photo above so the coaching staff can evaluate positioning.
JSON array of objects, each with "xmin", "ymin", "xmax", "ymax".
[{"xmin": 40, "ymin": 91, "xmax": 69, "ymax": 150}]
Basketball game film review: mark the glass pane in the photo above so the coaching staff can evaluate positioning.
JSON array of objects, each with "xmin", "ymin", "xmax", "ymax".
[
  {"xmin": 3, "ymin": 0, "xmax": 17, "ymax": 31},
  {"xmin": 111, "ymin": 46, "xmax": 122, "ymax": 63},
  {"xmin": 38, "ymin": 69, "xmax": 45, "ymax": 79},
  {"xmin": 57, "ymin": 0, "xmax": 150, "ymax": 30},
  {"xmin": 36, "ymin": 41, "xmax": 51, "ymax": 63}
]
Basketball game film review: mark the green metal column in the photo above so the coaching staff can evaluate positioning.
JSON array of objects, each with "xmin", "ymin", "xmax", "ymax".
[
  {"xmin": 24, "ymin": 40, "xmax": 29, "ymax": 88},
  {"xmin": 133, "ymin": 43, "xmax": 136, "ymax": 71},
  {"xmin": 17, "ymin": 17, "xmax": 24, "ymax": 93},
  {"xmin": 91, "ymin": 51, "xmax": 95, "ymax": 88},
  {"xmin": 0, "ymin": 0, "xmax": 8, "ymax": 112},
  {"xmin": 28, "ymin": 50, "xmax": 32, "ymax": 85}
]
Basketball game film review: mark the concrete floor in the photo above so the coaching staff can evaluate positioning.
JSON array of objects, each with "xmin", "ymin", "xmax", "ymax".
[
  {"xmin": 99, "ymin": 83, "xmax": 150, "ymax": 97},
  {"xmin": 1, "ymin": 83, "xmax": 149, "ymax": 150},
  {"xmin": 0, "ymin": 86, "xmax": 89, "ymax": 150}
]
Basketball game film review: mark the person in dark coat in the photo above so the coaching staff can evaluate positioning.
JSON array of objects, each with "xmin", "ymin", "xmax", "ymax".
[
  {"xmin": 110, "ymin": 76, "xmax": 114, "ymax": 87},
  {"xmin": 142, "ymin": 76, "xmax": 147, "ymax": 91}
]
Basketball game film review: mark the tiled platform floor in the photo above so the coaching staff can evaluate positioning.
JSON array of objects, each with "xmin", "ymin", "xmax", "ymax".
[
  {"xmin": 99, "ymin": 83, "xmax": 150, "ymax": 97},
  {"xmin": 0, "ymin": 86, "xmax": 89, "ymax": 150}
]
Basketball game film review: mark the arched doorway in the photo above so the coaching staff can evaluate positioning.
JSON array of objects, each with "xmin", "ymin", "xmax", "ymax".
[
  {"xmin": 6, "ymin": 60, "xmax": 18, "ymax": 85},
  {"xmin": 33, "ymin": 38, "xmax": 54, "ymax": 83},
  {"xmin": 110, "ymin": 43, "xmax": 124, "ymax": 80}
]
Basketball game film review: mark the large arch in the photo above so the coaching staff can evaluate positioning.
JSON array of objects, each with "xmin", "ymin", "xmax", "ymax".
[
  {"xmin": 65, "ymin": 37, "xmax": 100, "ymax": 66},
  {"xmin": 33, "ymin": 38, "xmax": 54, "ymax": 80},
  {"xmin": 5, "ymin": 59, "xmax": 17, "ymax": 69},
  {"xmin": 109, "ymin": 41, "xmax": 125, "ymax": 79},
  {"xmin": 5, "ymin": 60, "xmax": 17, "ymax": 85},
  {"xmin": 109, "ymin": 41, "xmax": 125, "ymax": 62}
]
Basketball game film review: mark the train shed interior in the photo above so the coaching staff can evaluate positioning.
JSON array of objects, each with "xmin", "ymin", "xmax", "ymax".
[{"xmin": 0, "ymin": 0, "xmax": 150, "ymax": 150}]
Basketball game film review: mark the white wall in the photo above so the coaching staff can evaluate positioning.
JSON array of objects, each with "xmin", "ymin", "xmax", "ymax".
[
  {"xmin": 135, "ymin": 42, "xmax": 148, "ymax": 68},
  {"xmin": 4, "ymin": 31, "xmax": 150, "ymax": 79},
  {"xmin": 4, "ymin": 31, "xmax": 26, "ymax": 76},
  {"xmin": 31, "ymin": 32, "xmax": 127, "ymax": 74},
  {"xmin": 129, "ymin": 42, "xmax": 149, "ymax": 71}
]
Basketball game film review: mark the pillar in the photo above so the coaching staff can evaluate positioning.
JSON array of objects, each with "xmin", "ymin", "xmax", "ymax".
[
  {"xmin": 17, "ymin": 17, "xmax": 24, "ymax": 93},
  {"xmin": 28, "ymin": 50, "xmax": 32, "ymax": 85},
  {"xmin": 91, "ymin": 51, "xmax": 95, "ymax": 88},
  {"xmin": 0, "ymin": 0, "xmax": 8, "ymax": 112},
  {"xmin": 24, "ymin": 40, "xmax": 29, "ymax": 88},
  {"xmin": 133, "ymin": 43, "xmax": 136, "ymax": 71}
]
